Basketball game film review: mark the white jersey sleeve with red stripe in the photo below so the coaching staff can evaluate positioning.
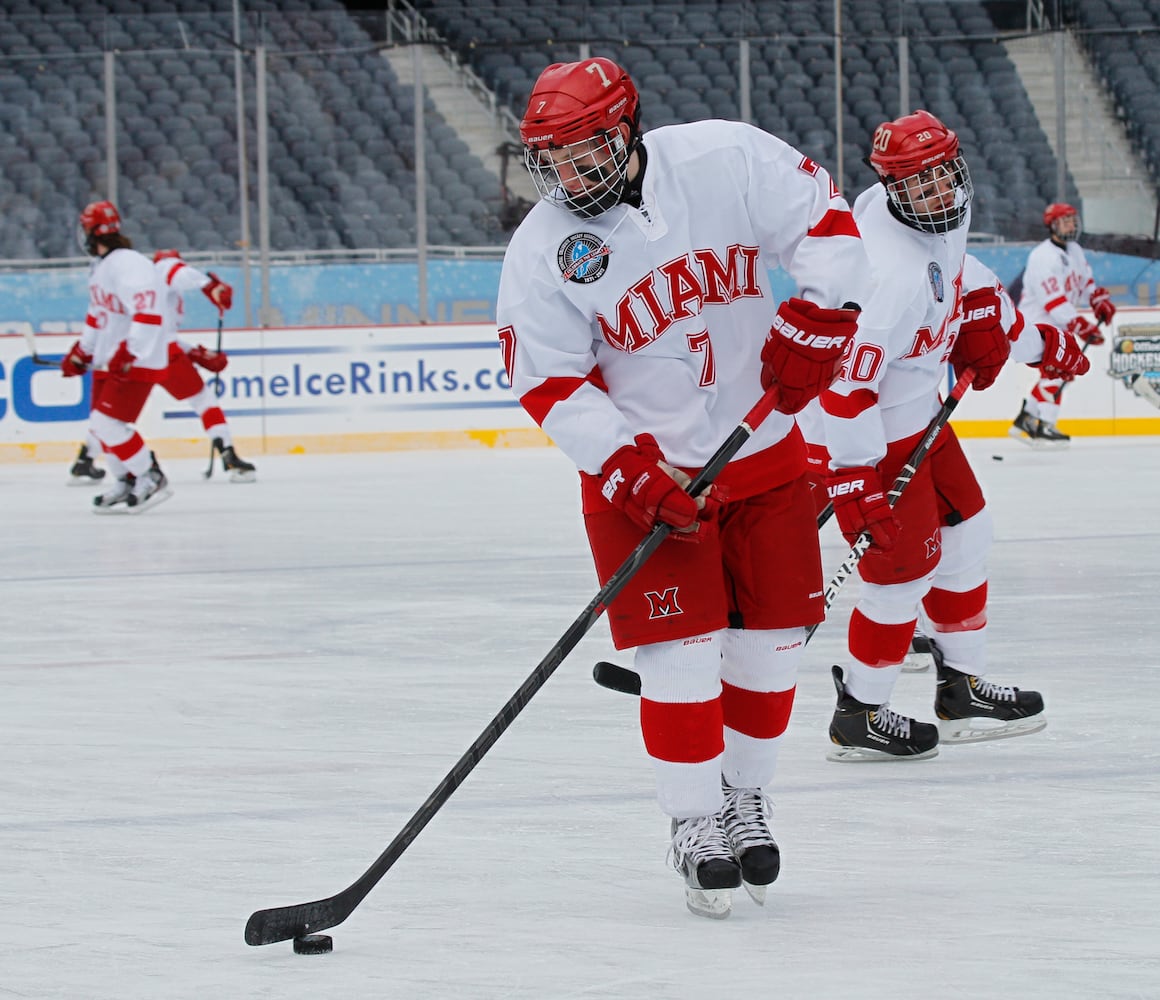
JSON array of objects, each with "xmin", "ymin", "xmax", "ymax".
[
  {"xmin": 153, "ymin": 257, "xmax": 211, "ymax": 344},
  {"xmin": 1018, "ymin": 237, "xmax": 1095, "ymax": 328},
  {"xmin": 83, "ymin": 247, "xmax": 167, "ymax": 371},
  {"xmin": 496, "ymin": 118, "xmax": 871, "ymax": 480}
]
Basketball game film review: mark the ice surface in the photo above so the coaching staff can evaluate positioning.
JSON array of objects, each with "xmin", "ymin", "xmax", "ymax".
[{"xmin": 2, "ymin": 435, "xmax": 1158, "ymax": 998}]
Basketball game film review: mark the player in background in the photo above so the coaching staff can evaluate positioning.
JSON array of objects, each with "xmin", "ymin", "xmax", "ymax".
[
  {"xmin": 67, "ymin": 430, "xmax": 107, "ymax": 485},
  {"xmin": 497, "ymin": 57, "xmax": 869, "ymax": 917},
  {"xmin": 153, "ymin": 250, "xmax": 256, "ymax": 482},
  {"xmin": 61, "ymin": 201, "xmax": 172, "ymax": 512},
  {"xmin": 1010, "ymin": 203, "xmax": 1113, "ymax": 443},
  {"xmin": 800, "ymin": 111, "xmax": 1091, "ymax": 762}
]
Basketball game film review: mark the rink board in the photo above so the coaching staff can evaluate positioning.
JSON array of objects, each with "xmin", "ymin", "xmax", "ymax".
[{"xmin": 2, "ymin": 312, "xmax": 1158, "ymax": 463}]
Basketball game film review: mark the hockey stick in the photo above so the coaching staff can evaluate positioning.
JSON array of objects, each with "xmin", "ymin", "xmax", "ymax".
[
  {"xmin": 1052, "ymin": 317, "xmax": 1101, "ymax": 405},
  {"xmin": 1122, "ymin": 371, "xmax": 1160, "ymax": 409},
  {"xmin": 244, "ymin": 385, "xmax": 784, "ymax": 948},
  {"xmin": 20, "ymin": 329, "xmax": 58, "ymax": 367},
  {"xmin": 203, "ymin": 315, "xmax": 224, "ymax": 480},
  {"xmin": 592, "ymin": 367, "xmax": 976, "ymax": 697}
]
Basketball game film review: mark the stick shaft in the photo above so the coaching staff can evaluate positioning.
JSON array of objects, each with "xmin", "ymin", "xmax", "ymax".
[{"xmin": 245, "ymin": 387, "xmax": 781, "ymax": 946}]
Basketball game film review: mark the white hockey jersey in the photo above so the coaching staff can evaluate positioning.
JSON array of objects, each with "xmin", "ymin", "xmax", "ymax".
[
  {"xmin": 1018, "ymin": 237, "xmax": 1095, "ymax": 328},
  {"xmin": 809, "ymin": 184, "xmax": 1043, "ymax": 470},
  {"xmin": 497, "ymin": 119, "xmax": 872, "ymax": 498},
  {"xmin": 79, "ymin": 247, "xmax": 167, "ymax": 372},
  {"xmin": 154, "ymin": 255, "xmax": 212, "ymax": 348}
]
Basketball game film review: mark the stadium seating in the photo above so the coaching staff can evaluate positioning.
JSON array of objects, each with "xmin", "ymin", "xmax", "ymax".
[
  {"xmin": 0, "ymin": 0, "xmax": 508, "ymax": 259},
  {"xmin": 413, "ymin": 0, "xmax": 1080, "ymax": 238},
  {"xmin": 1067, "ymin": 0, "xmax": 1160, "ymax": 187},
  {"xmin": 3, "ymin": 0, "xmax": 1150, "ymax": 258}
]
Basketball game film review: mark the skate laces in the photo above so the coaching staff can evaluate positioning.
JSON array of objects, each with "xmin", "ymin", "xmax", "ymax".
[
  {"xmin": 721, "ymin": 785, "xmax": 774, "ymax": 852},
  {"xmin": 971, "ymin": 676, "xmax": 1016, "ymax": 701},
  {"xmin": 869, "ymin": 703, "xmax": 912, "ymax": 738},
  {"xmin": 668, "ymin": 815, "xmax": 734, "ymax": 871}
]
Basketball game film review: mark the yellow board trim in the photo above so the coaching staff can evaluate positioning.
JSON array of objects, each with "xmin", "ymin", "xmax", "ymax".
[
  {"xmin": 0, "ymin": 428, "xmax": 555, "ymax": 464},
  {"xmin": 951, "ymin": 417, "xmax": 1160, "ymax": 437},
  {"xmin": 4, "ymin": 420, "xmax": 1158, "ymax": 464}
]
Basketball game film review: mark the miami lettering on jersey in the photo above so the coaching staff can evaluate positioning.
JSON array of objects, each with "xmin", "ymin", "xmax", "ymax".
[
  {"xmin": 89, "ymin": 285, "xmax": 126, "ymax": 314},
  {"xmin": 596, "ymin": 245, "xmax": 762, "ymax": 352}
]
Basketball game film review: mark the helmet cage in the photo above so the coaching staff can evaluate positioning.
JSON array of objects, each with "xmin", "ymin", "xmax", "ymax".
[
  {"xmin": 523, "ymin": 129, "xmax": 632, "ymax": 220},
  {"xmin": 882, "ymin": 155, "xmax": 973, "ymax": 234},
  {"xmin": 1044, "ymin": 203, "xmax": 1081, "ymax": 241}
]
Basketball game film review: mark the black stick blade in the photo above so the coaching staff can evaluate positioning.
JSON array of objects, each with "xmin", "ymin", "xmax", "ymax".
[
  {"xmin": 245, "ymin": 899, "xmax": 342, "ymax": 946},
  {"xmin": 592, "ymin": 661, "xmax": 641, "ymax": 696}
]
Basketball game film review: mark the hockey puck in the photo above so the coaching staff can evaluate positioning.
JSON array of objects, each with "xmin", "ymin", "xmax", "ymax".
[
  {"xmin": 992, "ymin": 454, "xmax": 1004, "ymax": 461},
  {"xmin": 293, "ymin": 934, "xmax": 333, "ymax": 955}
]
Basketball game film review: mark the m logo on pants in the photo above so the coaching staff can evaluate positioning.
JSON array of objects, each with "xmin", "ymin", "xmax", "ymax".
[{"xmin": 645, "ymin": 587, "xmax": 683, "ymax": 619}]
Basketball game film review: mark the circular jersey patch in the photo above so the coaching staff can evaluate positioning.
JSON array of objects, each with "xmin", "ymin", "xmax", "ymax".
[{"xmin": 558, "ymin": 232, "xmax": 610, "ymax": 284}]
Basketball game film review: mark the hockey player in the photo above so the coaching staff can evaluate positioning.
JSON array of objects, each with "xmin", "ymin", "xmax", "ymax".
[
  {"xmin": 153, "ymin": 250, "xmax": 256, "ymax": 482},
  {"xmin": 497, "ymin": 57, "xmax": 870, "ymax": 917},
  {"xmin": 61, "ymin": 200, "xmax": 172, "ymax": 513},
  {"xmin": 805, "ymin": 111, "xmax": 1091, "ymax": 761},
  {"xmin": 1010, "ymin": 203, "xmax": 1112, "ymax": 443}
]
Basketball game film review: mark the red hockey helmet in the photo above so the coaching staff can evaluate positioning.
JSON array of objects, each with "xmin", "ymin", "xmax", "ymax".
[
  {"xmin": 520, "ymin": 57, "xmax": 639, "ymax": 150},
  {"xmin": 79, "ymin": 200, "xmax": 121, "ymax": 238},
  {"xmin": 868, "ymin": 110, "xmax": 973, "ymax": 234},
  {"xmin": 153, "ymin": 248, "xmax": 181, "ymax": 263},
  {"xmin": 1043, "ymin": 202, "xmax": 1080, "ymax": 241},
  {"xmin": 520, "ymin": 58, "xmax": 642, "ymax": 219}
]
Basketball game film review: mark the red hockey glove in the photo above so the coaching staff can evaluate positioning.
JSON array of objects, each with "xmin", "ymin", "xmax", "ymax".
[
  {"xmin": 825, "ymin": 465, "xmax": 900, "ymax": 552},
  {"xmin": 761, "ymin": 297, "xmax": 858, "ymax": 415},
  {"xmin": 951, "ymin": 287, "xmax": 1011, "ymax": 391},
  {"xmin": 188, "ymin": 344, "xmax": 228, "ymax": 373},
  {"xmin": 203, "ymin": 273, "xmax": 233, "ymax": 313},
  {"xmin": 108, "ymin": 340, "xmax": 137, "ymax": 378},
  {"xmin": 60, "ymin": 341, "xmax": 92, "ymax": 377},
  {"xmin": 1089, "ymin": 286, "xmax": 1115, "ymax": 325},
  {"xmin": 1036, "ymin": 324, "xmax": 1091, "ymax": 381},
  {"xmin": 600, "ymin": 434, "xmax": 719, "ymax": 539},
  {"xmin": 1066, "ymin": 314, "xmax": 1104, "ymax": 346}
]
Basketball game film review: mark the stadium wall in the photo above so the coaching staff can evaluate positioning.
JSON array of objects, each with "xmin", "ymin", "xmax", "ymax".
[{"xmin": 2, "ymin": 251, "xmax": 1158, "ymax": 462}]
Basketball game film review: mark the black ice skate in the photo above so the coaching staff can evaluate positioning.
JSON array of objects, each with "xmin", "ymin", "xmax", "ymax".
[
  {"xmin": 69, "ymin": 445, "xmax": 106, "ymax": 485},
  {"xmin": 721, "ymin": 780, "xmax": 779, "ymax": 905},
  {"xmin": 901, "ymin": 627, "xmax": 933, "ymax": 673},
  {"xmin": 931, "ymin": 642, "xmax": 1046, "ymax": 743},
  {"xmin": 213, "ymin": 437, "xmax": 257, "ymax": 483},
  {"xmin": 1034, "ymin": 420, "xmax": 1070, "ymax": 444},
  {"xmin": 668, "ymin": 814, "xmax": 742, "ymax": 919},
  {"xmin": 125, "ymin": 466, "xmax": 173, "ymax": 513},
  {"xmin": 827, "ymin": 665, "xmax": 939, "ymax": 762},
  {"xmin": 93, "ymin": 474, "xmax": 134, "ymax": 512},
  {"xmin": 1007, "ymin": 401, "xmax": 1041, "ymax": 444}
]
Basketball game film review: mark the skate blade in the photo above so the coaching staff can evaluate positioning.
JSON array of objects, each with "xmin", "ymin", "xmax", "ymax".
[
  {"xmin": 92, "ymin": 500, "xmax": 132, "ymax": 515},
  {"xmin": 126, "ymin": 487, "xmax": 174, "ymax": 514},
  {"xmin": 685, "ymin": 887, "xmax": 733, "ymax": 919},
  {"xmin": 939, "ymin": 715, "xmax": 1047, "ymax": 744},
  {"xmin": 743, "ymin": 881, "xmax": 767, "ymax": 906},
  {"xmin": 228, "ymin": 470, "xmax": 257, "ymax": 484},
  {"xmin": 68, "ymin": 477, "xmax": 106, "ymax": 487},
  {"xmin": 900, "ymin": 654, "xmax": 931, "ymax": 673},
  {"xmin": 826, "ymin": 744, "xmax": 940, "ymax": 763}
]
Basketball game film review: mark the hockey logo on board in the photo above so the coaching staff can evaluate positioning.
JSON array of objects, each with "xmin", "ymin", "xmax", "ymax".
[
  {"xmin": 558, "ymin": 232, "xmax": 611, "ymax": 284},
  {"xmin": 1108, "ymin": 323, "xmax": 1160, "ymax": 410}
]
